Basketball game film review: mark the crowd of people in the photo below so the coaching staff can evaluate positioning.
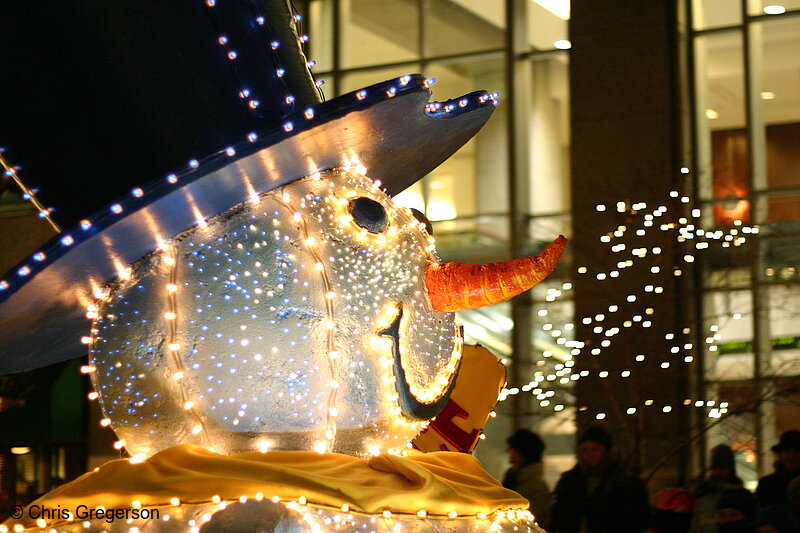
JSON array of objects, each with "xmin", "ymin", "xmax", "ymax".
[{"xmin": 502, "ymin": 427, "xmax": 800, "ymax": 533}]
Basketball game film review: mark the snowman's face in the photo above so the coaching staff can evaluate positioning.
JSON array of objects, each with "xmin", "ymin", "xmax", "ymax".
[{"xmin": 90, "ymin": 168, "xmax": 461, "ymax": 457}]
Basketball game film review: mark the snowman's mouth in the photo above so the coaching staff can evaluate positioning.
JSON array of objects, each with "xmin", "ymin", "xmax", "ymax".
[{"xmin": 377, "ymin": 306, "xmax": 461, "ymax": 421}]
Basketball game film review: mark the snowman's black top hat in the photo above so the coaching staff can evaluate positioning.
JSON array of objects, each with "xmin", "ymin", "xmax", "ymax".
[{"xmin": 0, "ymin": 0, "xmax": 495, "ymax": 373}]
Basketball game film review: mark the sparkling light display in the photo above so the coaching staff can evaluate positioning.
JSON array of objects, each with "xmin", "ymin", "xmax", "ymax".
[{"xmin": 496, "ymin": 186, "xmax": 757, "ymax": 421}]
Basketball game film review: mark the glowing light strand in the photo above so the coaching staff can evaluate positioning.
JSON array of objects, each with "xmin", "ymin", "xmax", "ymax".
[
  {"xmin": 0, "ymin": 151, "xmax": 61, "ymax": 233},
  {"xmin": 275, "ymin": 190, "xmax": 339, "ymax": 452}
]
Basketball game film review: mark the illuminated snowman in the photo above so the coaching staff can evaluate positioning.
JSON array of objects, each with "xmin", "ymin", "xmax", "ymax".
[
  {"xmin": 89, "ymin": 165, "xmax": 565, "ymax": 460},
  {"xmin": 90, "ymin": 168, "xmax": 464, "ymax": 457},
  {"xmin": 0, "ymin": 2, "xmax": 566, "ymax": 530}
]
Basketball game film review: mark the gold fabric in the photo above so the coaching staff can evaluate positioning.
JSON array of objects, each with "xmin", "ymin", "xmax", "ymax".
[{"xmin": 16, "ymin": 444, "xmax": 527, "ymax": 527}]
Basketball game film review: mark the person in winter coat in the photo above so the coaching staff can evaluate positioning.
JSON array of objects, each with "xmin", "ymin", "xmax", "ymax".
[
  {"xmin": 689, "ymin": 444, "xmax": 745, "ymax": 533},
  {"xmin": 715, "ymin": 487, "xmax": 757, "ymax": 533},
  {"xmin": 550, "ymin": 425, "xmax": 651, "ymax": 533},
  {"xmin": 758, "ymin": 430, "xmax": 800, "ymax": 509},
  {"xmin": 502, "ymin": 429, "xmax": 553, "ymax": 528}
]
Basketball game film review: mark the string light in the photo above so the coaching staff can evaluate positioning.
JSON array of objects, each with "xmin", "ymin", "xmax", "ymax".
[
  {"xmin": 0, "ymin": 150, "xmax": 60, "ymax": 232},
  {"xmin": 498, "ymin": 186, "xmax": 757, "ymax": 417}
]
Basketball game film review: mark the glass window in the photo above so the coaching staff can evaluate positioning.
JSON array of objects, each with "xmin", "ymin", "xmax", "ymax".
[
  {"xmin": 747, "ymin": 0, "xmax": 800, "ymax": 16},
  {"xmin": 530, "ymin": 55, "xmax": 570, "ymax": 217},
  {"xmin": 695, "ymin": 31, "xmax": 750, "ymax": 226},
  {"xmin": 704, "ymin": 291, "xmax": 755, "ymax": 380},
  {"xmin": 693, "ymin": 0, "xmax": 742, "ymax": 30},
  {"xmin": 762, "ymin": 235, "xmax": 800, "ymax": 280},
  {"xmin": 340, "ymin": 0, "xmax": 420, "ymax": 69},
  {"xmin": 693, "ymin": 0, "xmax": 742, "ymax": 29},
  {"xmin": 428, "ymin": 0, "xmax": 505, "ymax": 56},
  {"xmin": 307, "ymin": 0, "xmax": 334, "ymax": 72},
  {"xmin": 702, "ymin": 245, "xmax": 752, "ymax": 289},
  {"xmin": 755, "ymin": 17, "xmax": 800, "ymax": 221},
  {"xmin": 528, "ymin": 0, "xmax": 570, "ymax": 50}
]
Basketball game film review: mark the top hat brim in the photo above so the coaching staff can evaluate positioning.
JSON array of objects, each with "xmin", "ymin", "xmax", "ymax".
[{"xmin": 0, "ymin": 75, "xmax": 495, "ymax": 374}]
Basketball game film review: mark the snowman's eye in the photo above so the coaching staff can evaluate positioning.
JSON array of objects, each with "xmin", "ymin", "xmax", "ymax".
[{"xmin": 348, "ymin": 197, "xmax": 388, "ymax": 233}]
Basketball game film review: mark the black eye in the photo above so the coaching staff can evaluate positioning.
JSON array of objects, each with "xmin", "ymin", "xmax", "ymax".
[
  {"xmin": 409, "ymin": 208, "xmax": 433, "ymax": 235},
  {"xmin": 348, "ymin": 197, "xmax": 388, "ymax": 233}
]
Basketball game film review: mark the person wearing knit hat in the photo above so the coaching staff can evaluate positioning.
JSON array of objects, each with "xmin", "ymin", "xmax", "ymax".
[
  {"xmin": 689, "ymin": 445, "xmax": 744, "ymax": 533},
  {"xmin": 502, "ymin": 429, "xmax": 553, "ymax": 528},
  {"xmin": 550, "ymin": 425, "xmax": 651, "ymax": 533},
  {"xmin": 758, "ymin": 430, "xmax": 800, "ymax": 509}
]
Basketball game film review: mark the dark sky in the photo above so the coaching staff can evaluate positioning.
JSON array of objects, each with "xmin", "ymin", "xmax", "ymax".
[{"xmin": 0, "ymin": 0, "xmax": 314, "ymax": 229}]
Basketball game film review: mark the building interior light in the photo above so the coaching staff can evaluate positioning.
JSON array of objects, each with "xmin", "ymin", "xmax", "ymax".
[
  {"xmin": 760, "ymin": 91, "xmax": 776, "ymax": 100},
  {"xmin": 763, "ymin": 5, "xmax": 786, "ymax": 14},
  {"xmin": 11, "ymin": 446, "xmax": 31, "ymax": 455},
  {"xmin": 705, "ymin": 109, "xmax": 719, "ymax": 119},
  {"xmin": 533, "ymin": 0, "xmax": 570, "ymax": 20},
  {"xmin": 554, "ymin": 40, "xmax": 572, "ymax": 50}
]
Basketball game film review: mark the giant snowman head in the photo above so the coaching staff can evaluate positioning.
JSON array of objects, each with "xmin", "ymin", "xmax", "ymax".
[{"xmin": 90, "ymin": 168, "xmax": 462, "ymax": 457}]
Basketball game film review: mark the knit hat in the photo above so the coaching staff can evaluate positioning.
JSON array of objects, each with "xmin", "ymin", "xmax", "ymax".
[
  {"xmin": 578, "ymin": 425, "xmax": 612, "ymax": 450},
  {"xmin": 710, "ymin": 444, "xmax": 736, "ymax": 470},
  {"xmin": 507, "ymin": 429, "xmax": 545, "ymax": 464}
]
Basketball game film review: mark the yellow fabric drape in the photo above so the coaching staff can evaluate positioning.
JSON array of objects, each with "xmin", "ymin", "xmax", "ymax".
[{"xmin": 13, "ymin": 444, "xmax": 527, "ymax": 528}]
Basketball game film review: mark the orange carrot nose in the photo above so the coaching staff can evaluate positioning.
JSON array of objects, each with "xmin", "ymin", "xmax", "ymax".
[{"xmin": 425, "ymin": 235, "xmax": 568, "ymax": 312}]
